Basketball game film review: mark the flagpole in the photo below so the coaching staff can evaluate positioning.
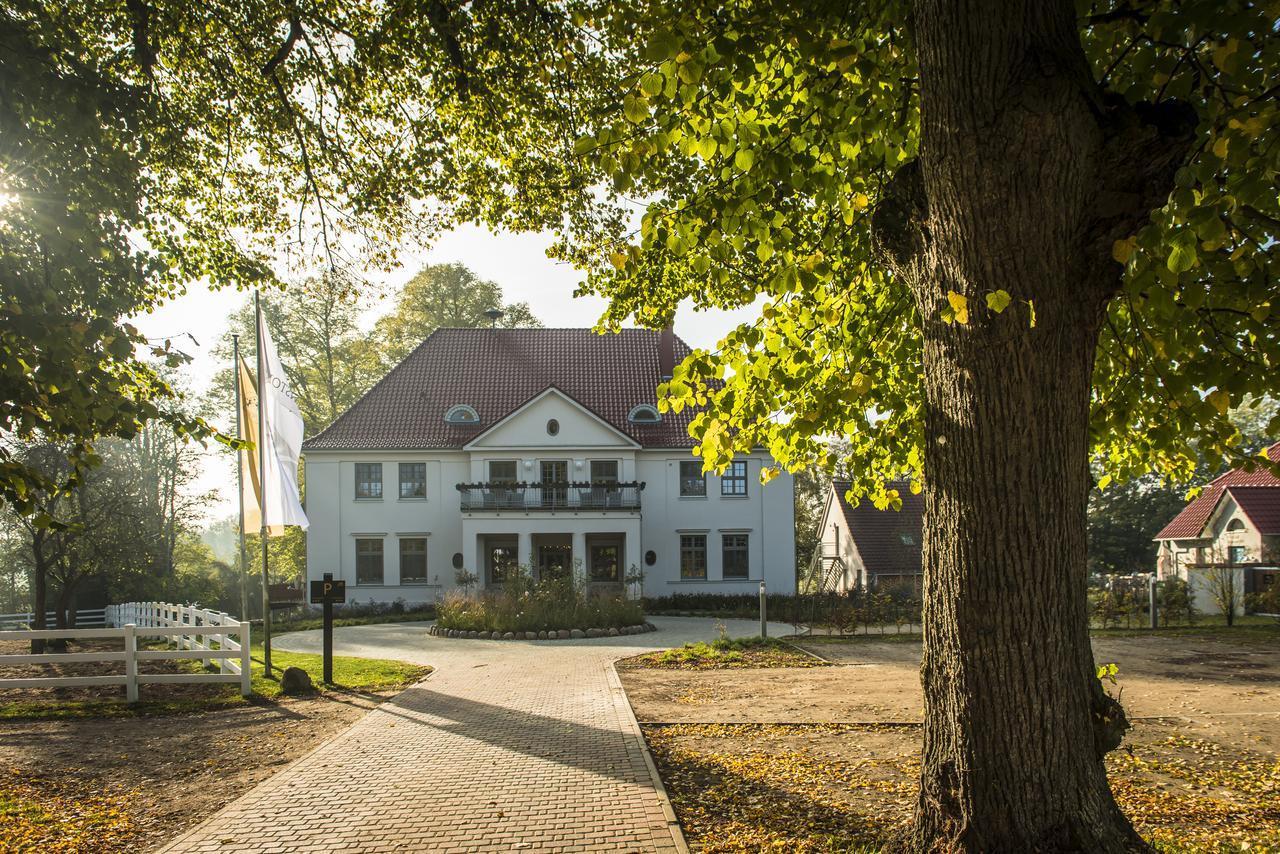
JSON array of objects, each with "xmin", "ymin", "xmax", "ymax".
[
  {"xmin": 256, "ymin": 291, "xmax": 273, "ymax": 676},
  {"xmin": 233, "ymin": 334, "xmax": 249, "ymax": 625}
]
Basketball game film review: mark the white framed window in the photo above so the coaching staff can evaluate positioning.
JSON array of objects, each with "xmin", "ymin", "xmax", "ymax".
[
  {"xmin": 355, "ymin": 463, "xmax": 383, "ymax": 499},
  {"xmin": 399, "ymin": 538, "xmax": 428, "ymax": 584},
  {"xmin": 399, "ymin": 462, "xmax": 426, "ymax": 499},
  {"xmin": 721, "ymin": 460, "xmax": 748, "ymax": 497},
  {"xmin": 679, "ymin": 461, "xmax": 706, "ymax": 497},
  {"xmin": 356, "ymin": 538, "xmax": 384, "ymax": 584}
]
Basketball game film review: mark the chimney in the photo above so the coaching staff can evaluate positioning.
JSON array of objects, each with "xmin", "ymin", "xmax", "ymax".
[{"xmin": 658, "ymin": 325, "xmax": 675, "ymax": 380}]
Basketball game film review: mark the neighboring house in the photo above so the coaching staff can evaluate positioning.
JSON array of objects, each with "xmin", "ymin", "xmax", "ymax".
[
  {"xmin": 808, "ymin": 479, "xmax": 922, "ymax": 593},
  {"xmin": 301, "ymin": 328, "xmax": 796, "ymax": 603},
  {"xmin": 1154, "ymin": 441, "xmax": 1280, "ymax": 614}
]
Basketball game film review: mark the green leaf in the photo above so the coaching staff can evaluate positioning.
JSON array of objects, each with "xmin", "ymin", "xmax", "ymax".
[
  {"xmin": 985, "ymin": 290, "xmax": 1012, "ymax": 313},
  {"xmin": 1167, "ymin": 242, "xmax": 1197, "ymax": 274}
]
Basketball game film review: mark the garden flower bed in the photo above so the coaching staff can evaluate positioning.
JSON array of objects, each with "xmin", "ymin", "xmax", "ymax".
[{"xmin": 433, "ymin": 573, "xmax": 648, "ymax": 637}]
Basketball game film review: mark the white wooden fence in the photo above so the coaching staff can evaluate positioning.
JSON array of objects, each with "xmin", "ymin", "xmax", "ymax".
[
  {"xmin": 0, "ymin": 608, "xmax": 107, "ymax": 630},
  {"xmin": 0, "ymin": 602, "xmax": 251, "ymax": 702}
]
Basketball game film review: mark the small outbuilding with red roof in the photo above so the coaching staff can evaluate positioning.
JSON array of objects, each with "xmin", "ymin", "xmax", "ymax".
[{"xmin": 1153, "ymin": 442, "xmax": 1280, "ymax": 614}]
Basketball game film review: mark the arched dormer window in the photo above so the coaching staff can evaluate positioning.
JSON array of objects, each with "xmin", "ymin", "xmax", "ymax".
[
  {"xmin": 628, "ymin": 404, "xmax": 661, "ymax": 424},
  {"xmin": 1226, "ymin": 518, "xmax": 1246, "ymax": 532},
  {"xmin": 444, "ymin": 404, "xmax": 480, "ymax": 425}
]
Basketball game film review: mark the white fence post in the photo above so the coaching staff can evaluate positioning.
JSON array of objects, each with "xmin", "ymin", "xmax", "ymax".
[
  {"xmin": 239, "ymin": 621, "xmax": 252, "ymax": 697},
  {"xmin": 123, "ymin": 623, "xmax": 138, "ymax": 703}
]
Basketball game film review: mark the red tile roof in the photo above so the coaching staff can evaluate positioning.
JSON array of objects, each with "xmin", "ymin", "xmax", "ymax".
[
  {"xmin": 1153, "ymin": 442, "xmax": 1280, "ymax": 540},
  {"xmin": 831, "ymin": 480, "xmax": 923, "ymax": 576},
  {"xmin": 303, "ymin": 328, "xmax": 700, "ymax": 451},
  {"xmin": 1226, "ymin": 486, "xmax": 1280, "ymax": 536}
]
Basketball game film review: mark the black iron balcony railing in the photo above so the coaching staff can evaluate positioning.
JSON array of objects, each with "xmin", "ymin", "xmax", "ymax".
[{"xmin": 456, "ymin": 481, "xmax": 645, "ymax": 512}]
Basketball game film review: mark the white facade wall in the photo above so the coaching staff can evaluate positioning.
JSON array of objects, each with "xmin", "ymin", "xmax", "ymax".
[{"xmin": 303, "ymin": 391, "xmax": 796, "ymax": 602}]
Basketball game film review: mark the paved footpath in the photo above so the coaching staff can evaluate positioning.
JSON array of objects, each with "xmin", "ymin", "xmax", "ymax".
[{"xmin": 160, "ymin": 616, "xmax": 791, "ymax": 854}]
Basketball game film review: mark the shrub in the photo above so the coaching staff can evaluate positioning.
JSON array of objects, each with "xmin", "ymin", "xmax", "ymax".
[
  {"xmin": 1159, "ymin": 578, "xmax": 1197, "ymax": 625},
  {"xmin": 1246, "ymin": 582, "xmax": 1280, "ymax": 615},
  {"xmin": 436, "ymin": 570, "xmax": 643, "ymax": 632}
]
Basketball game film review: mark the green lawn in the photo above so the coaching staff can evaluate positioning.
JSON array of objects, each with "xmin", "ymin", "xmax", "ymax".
[{"xmin": 0, "ymin": 643, "xmax": 429, "ymax": 721}]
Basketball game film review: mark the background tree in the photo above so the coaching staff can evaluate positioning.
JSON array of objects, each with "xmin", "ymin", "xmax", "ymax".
[
  {"xmin": 211, "ymin": 273, "xmax": 382, "ymax": 437},
  {"xmin": 375, "ymin": 263, "xmax": 542, "ymax": 367}
]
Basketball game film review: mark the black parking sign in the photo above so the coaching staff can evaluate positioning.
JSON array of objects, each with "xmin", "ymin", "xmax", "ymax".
[{"xmin": 310, "ymin": 577, "xmax": 346, "ymax": 604}]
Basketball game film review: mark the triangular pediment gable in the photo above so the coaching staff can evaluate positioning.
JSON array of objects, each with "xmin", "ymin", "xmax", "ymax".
[{"xmin": 464, "ymin": 387, "xmax": 641, "ymax": 451}]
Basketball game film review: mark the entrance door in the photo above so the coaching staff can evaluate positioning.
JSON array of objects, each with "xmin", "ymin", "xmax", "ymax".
[
  {"xmin": 534, "ymin": 533, "xmax": 572, "ymax": 581},
  {"xmin": 484, "ymin": 535, "xmax": 519, "ymax": 585},
  {"xmin": 540, "ymin": 460, "xmax": 568, "ymax": 509}
]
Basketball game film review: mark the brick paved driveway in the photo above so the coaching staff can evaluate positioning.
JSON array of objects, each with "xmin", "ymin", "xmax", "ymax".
[{"xmin": 159, "ymin": 616, "xmax": 792, "ymax": 854}]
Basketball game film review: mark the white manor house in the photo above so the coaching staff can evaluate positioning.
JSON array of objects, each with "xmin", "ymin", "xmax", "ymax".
[{"xmin": 301, "ymin": 327, "xmax": 796, "ymax": 602}]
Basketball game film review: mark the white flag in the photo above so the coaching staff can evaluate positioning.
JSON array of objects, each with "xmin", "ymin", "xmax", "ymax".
[{"xmin": 256, "ymin": 304, "xmax": 309, "ymax": 533}]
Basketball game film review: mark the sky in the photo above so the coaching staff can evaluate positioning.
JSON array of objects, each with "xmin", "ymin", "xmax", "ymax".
[{"xmin": 129, "ymin": 224, "xmax": 761, "ymax": 526}]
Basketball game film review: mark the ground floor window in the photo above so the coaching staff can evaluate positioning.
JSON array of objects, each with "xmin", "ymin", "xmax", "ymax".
[
  {"xmin": 356, "ymin": 538, "xmax": 384, "ymax": 584},
  {"xmin": 589, "ymin": 542, "xmax": 621, "ymax": 582},
  {"xmin": 399, "ymin": 537, "xmax": 428, "ymax": 584},
  {"xmin": 722, "ymin": 533, "xmax": 749, "ymax": 579},
  {"xmin": 680, "ymin": 534, "xmax": 707, "ymax": 580}
]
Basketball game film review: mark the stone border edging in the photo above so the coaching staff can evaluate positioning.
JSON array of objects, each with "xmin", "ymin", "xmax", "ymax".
[
  {"xmin": 429, "ymin": 622, "xmax": 658, "ymax": 640},
  {"xmin": 608, "ymin": 662, "xmax": 692, "ymax": 854}
]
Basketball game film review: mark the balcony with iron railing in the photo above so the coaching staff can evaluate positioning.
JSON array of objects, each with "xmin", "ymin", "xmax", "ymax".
[{"xmin": 456, "ymin": 481, "xmax": 645, "ymax": 513}]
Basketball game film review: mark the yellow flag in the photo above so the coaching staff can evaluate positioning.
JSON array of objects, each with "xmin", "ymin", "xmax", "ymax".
[{"xmin": 238, "ymin": 357, "xmax": 284, "ymax": 537}]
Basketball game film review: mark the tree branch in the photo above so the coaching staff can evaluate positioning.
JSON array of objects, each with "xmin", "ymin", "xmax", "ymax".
[{"xmin": 261, "ymin": 14, "xmax": 303, "ymax": 78}]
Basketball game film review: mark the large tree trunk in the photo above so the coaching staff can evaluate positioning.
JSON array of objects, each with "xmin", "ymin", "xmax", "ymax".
[{"xmin": 871, "ymin": 1, "xmax": 1194, "ymax": 849}]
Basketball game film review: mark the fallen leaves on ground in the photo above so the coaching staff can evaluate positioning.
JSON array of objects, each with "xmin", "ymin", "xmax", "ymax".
[
  {"xmin": 0, "ymin": 767, "xmax": 138, "ymax": 853},
  {"xmin": 644, "ymin": 723, "xmax": 1280, "ymax": 853}
]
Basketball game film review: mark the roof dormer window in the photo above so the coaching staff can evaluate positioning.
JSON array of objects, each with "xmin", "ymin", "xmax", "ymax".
[
  {"xmin": 628, "ymin": 404, "xmax": 660, "ymax": 424},
  {"xmin": 444, "ymin": 404, "xmax": 480, "ymax": 425}
]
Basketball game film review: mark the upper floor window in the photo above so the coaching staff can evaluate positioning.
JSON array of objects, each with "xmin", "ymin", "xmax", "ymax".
[
  {"xmin": 1226, "ymin": 518, "xmax": 1246, "ymax": 532},
  {"xmin": 628, "ymin": 404, "xmax": 661, "ymax": 423},
  {"xmin": 444, "ymin": 404, "xmax": 480, "ymax": 425},
  {"xmin": 399, "ymin": 462, "xmax": 426, "ymax": 499},
  {"xmin": 679, "ymin": 461, "xmax": 706, "ymax": 497},
  {"xmin": 721, "ymin": 460, "xmax": 748, "ymax": 497},
  {"xmin": 1228, "ymin": 545, "xmax": 1247, "ymax": 564},
  {"xmin": 590, "ymin": 460, "xmax": 619, "ymax": 483},
  {"xmin": 355, "ymin": 463, "xmax": 383, "ymax": 499},
  {"xmin": 489, "ymin": 460, "xmax": 518, "ymax": 483}
]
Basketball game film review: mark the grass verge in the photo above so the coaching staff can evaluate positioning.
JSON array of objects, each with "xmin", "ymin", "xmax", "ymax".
[{"xmin": 620, "ymin": 637, "xmax": 827, "ymax": 670}]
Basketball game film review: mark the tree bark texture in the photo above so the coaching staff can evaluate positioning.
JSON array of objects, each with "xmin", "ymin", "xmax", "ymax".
[{"xmin": 871, "ymin": 1, "xmax": 1194, "ymax": 850}]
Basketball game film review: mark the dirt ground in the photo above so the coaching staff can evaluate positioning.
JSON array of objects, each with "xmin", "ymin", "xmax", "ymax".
[
  {"xmin": 0, "ymin": 639, "xmax": 400, "ymax": 852},
  {"xmin": 621, "ymin": 632, "xmax": 1280, "ymax": 852}
]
